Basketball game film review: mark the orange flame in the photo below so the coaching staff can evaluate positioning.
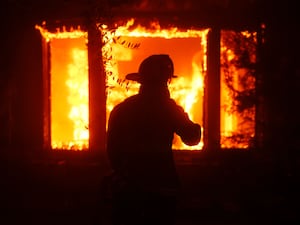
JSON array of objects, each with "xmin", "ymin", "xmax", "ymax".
[
  {"xmin": 36, "ymin": 20, "xmax": 256, "ymax": 151},
  {"xmin": 101, "ymin": 19, "xmax": 208, "ymax": 150},
  {"xmin": 36, "ymin": 23, "xmax": 88, "ymax": 150},
  {"xmin": 220, "ymin": 30, "xmax": 256, "ymax": 148},
  {"xmin": 66, "ymin": 48, "xmax": 89, "ymax": 150}
]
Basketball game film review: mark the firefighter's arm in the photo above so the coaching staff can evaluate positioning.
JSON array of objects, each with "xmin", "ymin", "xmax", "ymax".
[{"xmin": 173, "ymin": 105, "xmax": 201, "ymax": 146}]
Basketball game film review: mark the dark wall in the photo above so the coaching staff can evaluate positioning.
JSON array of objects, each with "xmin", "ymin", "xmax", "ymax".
[
  {"xmin": 262, "ymin": 1, "xmax": 300, "ymax": 154},
  {"xmin": 14, "ymin": 23, "xmax": 44, "ymax": 152},
  {"xmin": 1, "ymin": 2, "xmax": 44, "ymax": 154}
]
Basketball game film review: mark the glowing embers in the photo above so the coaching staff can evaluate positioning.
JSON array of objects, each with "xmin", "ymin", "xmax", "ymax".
[
  {"xmin": 220, "ymin": 30, "xmax": 257, "ymax": 148},
  {"xmin": 37, "ymin": 25, "xmax": 89, "ymax": 150},
  {"xmin": 101, "ymin": 20, "xmax": 209, "ymax": 150}
]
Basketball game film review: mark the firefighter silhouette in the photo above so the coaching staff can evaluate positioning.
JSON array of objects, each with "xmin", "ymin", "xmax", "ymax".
[{"xmin": 106, "ymin": 54, "xmax": 201, "ymax": 225}]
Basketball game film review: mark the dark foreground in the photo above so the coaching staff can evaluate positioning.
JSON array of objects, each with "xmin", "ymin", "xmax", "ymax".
[{"xmin": 1, "ymin": 150, "xmax": 299, "ymax": 225}]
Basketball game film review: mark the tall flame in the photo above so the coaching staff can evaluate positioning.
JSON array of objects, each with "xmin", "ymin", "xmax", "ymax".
[
  {"xmin": 36, "ymin": 24, "xmax": 89, "ymax": 150},
  {"xmin": 66, "ymin": 48, "xmax": 89, "ymax": 149}
]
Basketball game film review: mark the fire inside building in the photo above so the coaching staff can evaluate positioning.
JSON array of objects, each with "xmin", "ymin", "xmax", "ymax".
[
  {"xmin": 1, "ymin": 0, "xmax": 299, "ymax": 224},
  {"xmin": 35, "ymin": 19, "xmax": 256, "ymax": 151}
]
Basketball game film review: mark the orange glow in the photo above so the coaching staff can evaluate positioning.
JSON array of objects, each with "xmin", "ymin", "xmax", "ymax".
[
  {"xmin": 220, "ymin": 30, "xmax": 256, "ymax": 148},
  {"xmin": 36, "ymin": 19, "xmax": 256, "ymax": 151},
  {"xmin": 65, "ymin": 48, "xmax": 89, "ymax": 149},
  {"xmin": 35, "ymin": 23, "xmax": 86, "ymax": 41},
  {"xmin": 36, "ymin": 24, "xmax": 89, "ymax": 150},
  {"xmin": 100, "ymin": 19, "xmax": 208, "ymax": 150}
]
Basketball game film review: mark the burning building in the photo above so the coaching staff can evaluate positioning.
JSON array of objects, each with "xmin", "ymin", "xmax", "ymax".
[
  {"xmin": 1, "ymin": 1, "xmax": 299, "ymax": 224},
  {"xmin": 1, "ymin": 0, "xmax": 298, "ymax": 157},
  {"xmin": 34, "ymin": 9, "xmax": 259, "ymax": 153}
]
